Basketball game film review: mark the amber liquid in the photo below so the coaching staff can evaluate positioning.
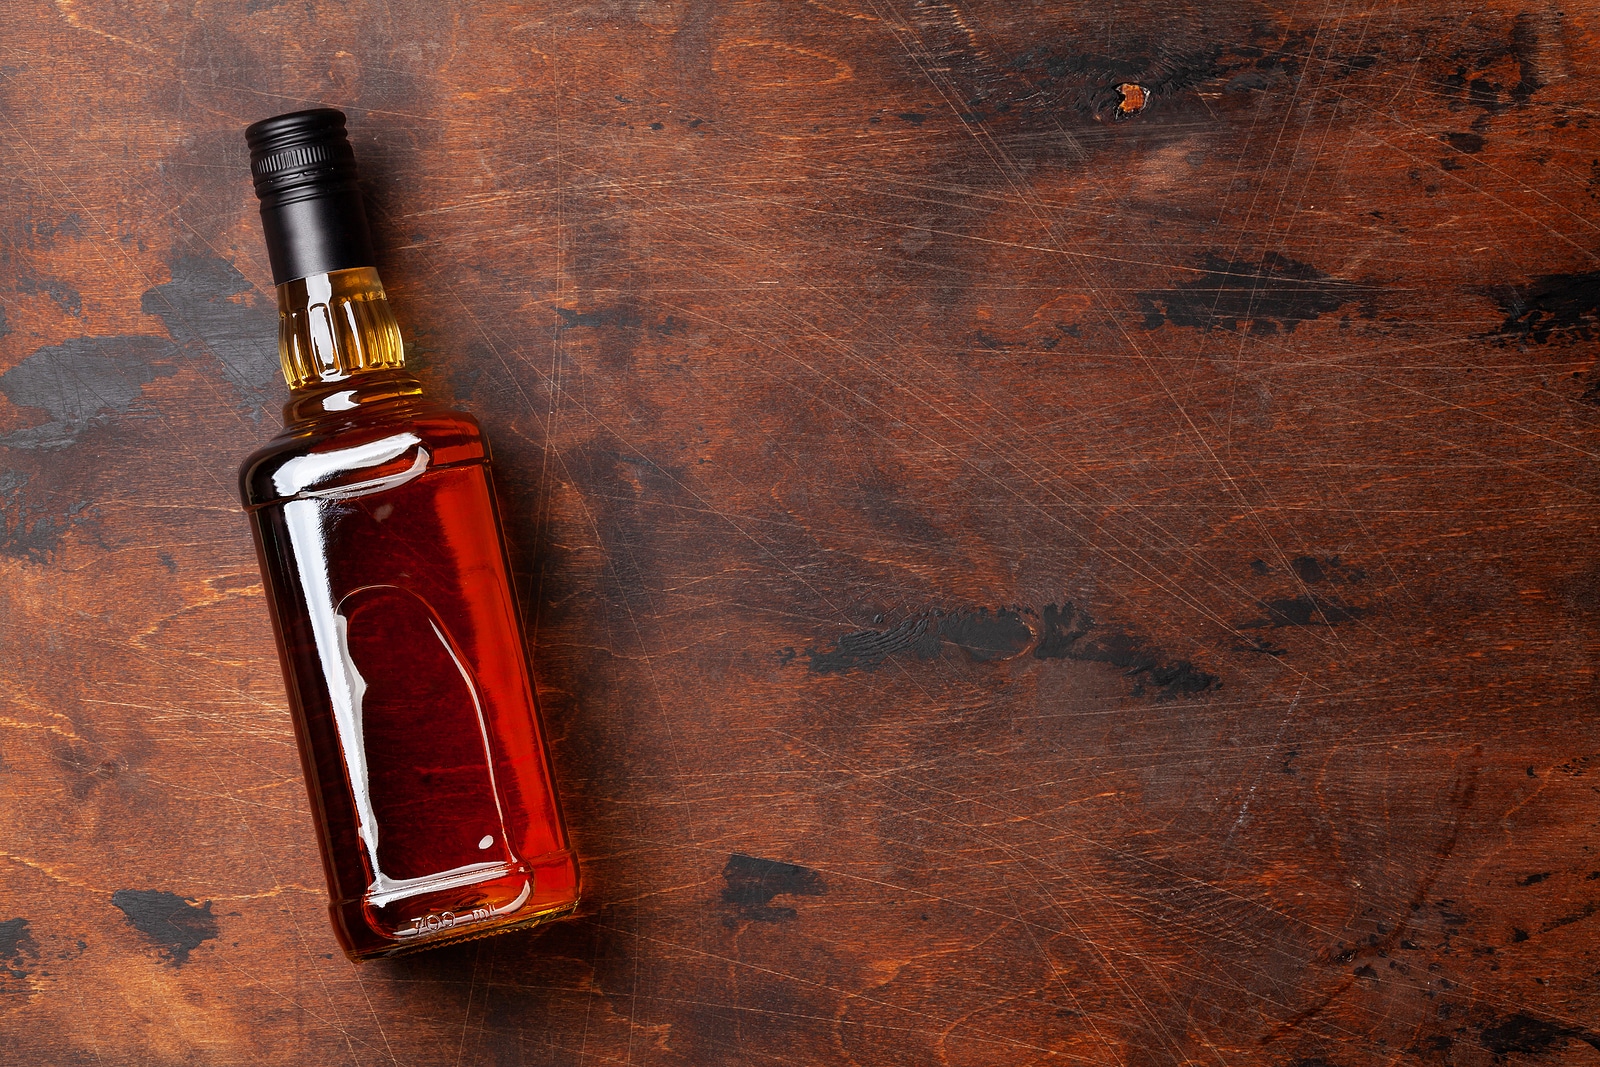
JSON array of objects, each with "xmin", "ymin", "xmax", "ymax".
[{"xmin": 242, "ymin": 367, "xmax": 578, "ymax": 959}]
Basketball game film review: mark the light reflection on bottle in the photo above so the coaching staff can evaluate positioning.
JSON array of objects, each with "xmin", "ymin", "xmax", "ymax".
[{"xmin": 281, "ymin": 443, "xmax": 526, "ymax": 917}]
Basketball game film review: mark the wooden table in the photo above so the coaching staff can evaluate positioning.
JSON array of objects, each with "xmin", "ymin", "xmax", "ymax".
[{"xmin": 3, "ymin": 1, "xmax": 1599, "ymax": 1063}]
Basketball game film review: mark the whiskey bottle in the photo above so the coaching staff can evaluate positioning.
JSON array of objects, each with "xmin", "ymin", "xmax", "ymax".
[{"xmin": 238, "ymin": 109, "xmax": 580, "ymax": 959}]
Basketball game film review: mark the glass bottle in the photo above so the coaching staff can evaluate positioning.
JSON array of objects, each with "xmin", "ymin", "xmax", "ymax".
[{"xmin": 238, "ymin": 109, "xmax": 579, "ymax": 959}]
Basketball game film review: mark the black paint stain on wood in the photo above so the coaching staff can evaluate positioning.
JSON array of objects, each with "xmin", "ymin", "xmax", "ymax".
[
  {"xmin": 800, "ymin": 607, "xmax": 1036, "ymax": 668},
  {"xmin": 17, "ymin": 276, "xmax": 83, "ymax": 318},
  {"xmin": 899, "ymin": 1, "xmax": 1442, "ymax": 146},
  {"xmin": 1137, "ymin": 253, "xmax": 1373, "ymax": 336},
  {"xmin": 1479, "ymin": 1013, "xmax": 1600, "ymax": 1055},
  {"xmin": 139, "ymin": 255, "xmax": 279, "ymax": 413},
  {"xmin": 0, "ymin": 255, "xmax": 277, "ymax": 452},
  {"xmin": 804, "ymin": 616, "xmax": 938, "ymax": 671},
  {"xmin": 1515, "ymin": 871, "xmax": 1551, "ymax": 886},
  {"xmin": 24, "ymin": 213, "xmax": 82, "ymax": 243},
  {"xmin": 1005, "ymin": 44, "xmax": 1226, "ymax": 122},
  {"xmin": 936, "ymin": 608, "xmax": 1033, "ymax": 661},
  {"xmin": 51, "ymin": 741, "xmax": 123, "ymax": 800},
  {"xmin": 0, "ymin": 469, "xmax": 94, "ymax": 562},
  {"xmin": 804, "ymin": 601, "xmax": 1217, "ymax": 699},
  {"xmin": 1291, "ymin": 555, "xmax": 1325, "ymax": 583},
  {"xmin": 0, "ymin": 336, "xmax": 177, "ymax": 451},
  {"xmin": 1240, "ymin": 594, "xmax": 1364, "ymax": 629},
  {"xmin": 1488, "ymin": 270, "xmax": 1600, "ymax": 346},
  {"xmin": 109, "ymin": 890, "xmax": 218, "ymax": 965},
  {"xmin": 552, "ymin": 304, "xmax": 679, "ymax": 376},
  {"xmin": 1267, "ymin": 555, "xmax": 1365, "ymax": 588},
  {"xmin": 1443, "ymin": 131, "xmax": 1485, "ymax": 153},
  {"xmin": 1032, "ymin": 602, "xmax": 1091, "ymax": 659},
  {"xmin": 805, "ymin": 609, "xmax": 1029, "ymax": 673},
  {"xmin": 1558, "ymin": 753, "xmax": 1599, "ymax": 776},
  {"xmin": 1539, "ymin": 898, "xmax": 1598, "ymax": 933},
  {"xmin": 0, "ymin": 918, "xmax": 39, "ymax": 979},
  {"xmin": 555, "ymin": 305, "xmax": 644, "ymax": 330},
  {"xmin": 1225, "ymin": 68, "xmax": 1290, "ymax": 94},
  {"xmin": 1241, "ymin": 556, "xmax": 1368, "ymax": 629},
  {"xmin": 1442, "ymin": 12, "xmax": 1544, "ymax": 127},
  {"xmin": 1033, "ymin": 602, "xmax": 1218, "ymax": 698},
  {"xmin": 885, "ymin": 11, "xmax": 1377, "ymax": 144},
  {"xmin": 721, "ymin": 854, "xmax": 826, "ymax": 924}
]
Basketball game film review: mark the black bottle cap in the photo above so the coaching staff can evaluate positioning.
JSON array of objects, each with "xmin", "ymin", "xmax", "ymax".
[{"xmin": 244, "ymin": 108, "xmax": 377, "ymax": 286}]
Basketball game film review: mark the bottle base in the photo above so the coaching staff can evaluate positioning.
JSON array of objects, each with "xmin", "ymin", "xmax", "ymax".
[
  {"xmin": 341, "ymin": 897, "xmax": 581, "ymax": 961},
  {"xmin": 330, "ymin": 848, "xmax": 581, "ymax": 960}
]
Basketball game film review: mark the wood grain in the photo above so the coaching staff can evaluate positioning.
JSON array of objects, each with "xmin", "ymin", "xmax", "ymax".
[{"xmin": 3, "ymin": 1, "xmax": 1600, "ymax": 1063}]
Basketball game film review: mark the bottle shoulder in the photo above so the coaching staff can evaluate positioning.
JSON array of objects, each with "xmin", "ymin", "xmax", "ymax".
[{"xmin": 240, "ymin": 400, "xmax": 488, "ymax": 509}]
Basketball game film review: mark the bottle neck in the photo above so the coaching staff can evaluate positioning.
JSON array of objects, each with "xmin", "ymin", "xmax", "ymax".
[{"xmin": 278, "ymin": 266, "xmax": 406, "ymax": 391}]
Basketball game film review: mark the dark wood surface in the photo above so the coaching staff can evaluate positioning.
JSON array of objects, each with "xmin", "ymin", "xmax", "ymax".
[{"xmin": 4, "ymin": 1, "xmax": 1600, "ymax": 1063}]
